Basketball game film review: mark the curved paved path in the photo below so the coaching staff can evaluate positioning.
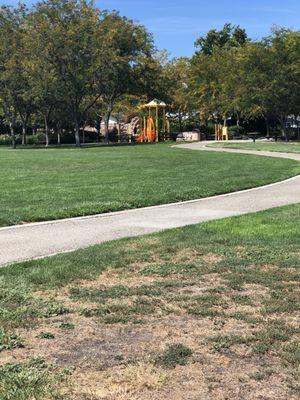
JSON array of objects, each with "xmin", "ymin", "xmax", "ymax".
[{"xmin": 0, "ymin": 142, "xmax": 299, "ymax": 266}]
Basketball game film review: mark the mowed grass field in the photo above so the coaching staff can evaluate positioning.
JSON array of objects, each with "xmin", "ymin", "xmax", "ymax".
[
  {"xmin": 0, "ymin": 143, "xmax": 300, "ymax": 226},
  {"xmin": 0, "ymin": 204, "xmax": 299, "ymax": 399},
  {"xmin": 209, "ymin": 141, "xmax": 300, "ymax": 154}
]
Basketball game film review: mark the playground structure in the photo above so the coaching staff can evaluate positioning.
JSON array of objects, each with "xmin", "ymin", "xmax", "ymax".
[
  {"xmin": 215, "ymin": 124, "xmax": 229, "ymax": 141},
  {"xmin": 136, "ymin": 99, "xmax": 170, "ymax": 143}
]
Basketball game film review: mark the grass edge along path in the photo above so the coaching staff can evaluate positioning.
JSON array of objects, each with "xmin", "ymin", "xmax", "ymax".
[{"xmin": 208, "ymin": 141, "xmax": 300, "ymax": 154}]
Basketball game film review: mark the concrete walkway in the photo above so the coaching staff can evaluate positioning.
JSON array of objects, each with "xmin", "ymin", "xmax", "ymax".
[{"xmin": 1, "ymin": 142, "xmax": 299, "ymax": 266}]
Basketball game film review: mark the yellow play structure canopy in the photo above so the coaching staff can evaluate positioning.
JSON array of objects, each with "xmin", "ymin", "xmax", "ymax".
[{"xmin": 142, "ymin": 99, "xmax": 167, "ymax": 108}]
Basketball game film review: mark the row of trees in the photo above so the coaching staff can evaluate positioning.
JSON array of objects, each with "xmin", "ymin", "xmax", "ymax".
[
  {"xmin": 170, "ymin": 24, "xmax": 300, "ymax": 139},
  {"xmin": 0, "ymin": 0, "xmax": 169, "ymax": 147},
  {"xmin": 0, "ymin": 1, "xmax": 299, "ymax": 147}
]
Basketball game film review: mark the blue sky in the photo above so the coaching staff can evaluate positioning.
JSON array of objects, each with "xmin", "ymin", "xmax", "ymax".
[
  {"xmin": 1, "ymin": 0, "xmax": 299, "ymax": 56},
  {"xmin": 99, "ymin": 0, "xmax": 300, "ymax": 56}
]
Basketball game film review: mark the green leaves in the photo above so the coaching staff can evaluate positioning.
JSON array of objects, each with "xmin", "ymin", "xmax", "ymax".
[
  {"xmin": 0, "ymin": 1, "xmax": 155, "ymax": 146},
  {"xmin": 190, "ymin": 27, "xmax": 300, "ymax": 131}
]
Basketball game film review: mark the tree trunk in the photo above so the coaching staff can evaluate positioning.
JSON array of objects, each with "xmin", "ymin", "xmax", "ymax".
[
  {"xmin": 117, "ymin": 122, "xmax": 121, "ymax": 143},
  {"xmin": 9, "ymin": 121, "xmax": 16, "ymax": 149},
  {"xmin": 74, "ymin": 118, "xmax": 81, "ymax": 147},
  {"xmin": 285, "ymin": 130, "xmax": 290, "ymax": 142},
  {"xmin": 265, "ymin": 118, "xmax": 270, "ymax": 139},
  {"xmin": 95, "ymin": 116, "xmax": 101, "ymax": 142},
  {"xmin": 279, "ymin": 116, "xmax": 287, "ymax": 141},
  {"xmin": 22, "ymin": 123, "xmax": 27, "ymax": 146},
  {"xmin": 281, "ymin": 124, "xmax": 286, "ymax": 139},
  {"xmin": 178, "ymin": 114, "xmax": 183, "ymax": 133},
  {"xmin": 44, "ymin": 114, "xmax": 50, "ymax": 147},
  {"xmin": 104, "ymin": 111, "xmax": 112, "ymax": 144},
  {"xmin": 57, "ymin": 129, "xmax": 61, "ymax": 145}
]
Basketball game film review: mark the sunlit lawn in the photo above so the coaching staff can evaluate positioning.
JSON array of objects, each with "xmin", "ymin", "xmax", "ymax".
[{"xmin": 0, "ymin": 143, "xmax": 299, "ymax": 226}]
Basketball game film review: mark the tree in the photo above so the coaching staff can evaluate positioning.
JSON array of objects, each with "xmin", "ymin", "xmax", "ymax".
[
  {"xmin": 28, "ymin": 0, "xmax": 103, "ymax": 146},
  {"xmin": 190, "ymin": 49, "xmax": 227, "ymax": 125},
  {"xmin": 195, "ymin": 23, "xmax": 248, "ymax": 55},
  {"xmin": 94, "ymin": 12, "xmax": 154, "ymax": 143},
  {"xmin": 165, "ymin": 57, "xmax": 195, "ymax": 132},
  {"xmin": 266, "ymin": 28, "xmax": 300, "ymax": 139},
  {"xmin": 15, "ymin": 40, "xmax": 36, "ymax": 145},
  {"xmin": 135, "ymin": 50, "xmax": 172, "ymax": 103},
  {"xmin": 24, "ymin": 15, "xmax": 60, "ymax": 147},
  {"xmin": 0, "ymin": 4, "xmax": 27, "ymax": 148},
  {"xmin": 16, "ymin": 85, "xmax": 35, "ymax": 145},
  {"xmin": 234, "ymin": 29, "xmax": 300, "ymax": 138},
  {"xmin": 190, "ymin": 26, "xmax": 300, "ymax": 138}
]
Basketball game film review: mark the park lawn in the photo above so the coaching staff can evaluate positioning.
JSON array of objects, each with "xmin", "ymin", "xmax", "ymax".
[
  {"xmin": 209, "ymin": 141, "xmax": 300, "ymax": 154},
  {"xmin": 0, "ymin": 204, "xmax": 299, "ymax": 399},
  {"xmin": 0, "ymin": 143, "xmax": 300, "ymax": 227}
]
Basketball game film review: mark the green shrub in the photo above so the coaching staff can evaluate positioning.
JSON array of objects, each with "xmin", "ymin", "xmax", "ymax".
[
  {"xmin": 0, "ymin": 135, "xmax": 12, "ymax": 145},
  {"xmin": 26, "ymin": 135, "xmax": 40, "ymax": 145},
  {"xmin": 0, "ymin": 134, "xmax": 42, "ymax": 146},
  {"xmin": 199, "ymin": 124, "xmax": 215, "ymax": 139},
  {"xmin": 228, "ymin": 125, "xmax": 244, "ymax": 138}
]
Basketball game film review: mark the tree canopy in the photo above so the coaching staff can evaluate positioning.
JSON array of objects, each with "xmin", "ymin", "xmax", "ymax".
[
  {"xmin": 190, "ymin": 26, "xmax": 300, "ymax": 138},
  {"xmin": 0, "ymin": 0, "xmax": 162, "ymax": 146},
  {"xmin": 0, "ymin": 1, "xmax": 299, "ymax": 146},
  {"xmin": 195, "ymin": 23, "xmax": 249, "ymax": 55}
]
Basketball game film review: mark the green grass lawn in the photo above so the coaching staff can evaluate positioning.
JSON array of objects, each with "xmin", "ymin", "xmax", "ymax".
[
  {"xmin": 0, "ymin": 143, "xmax": 299, "ymax": 227},
  {"xmin": 209, "ymin": 141, "xmax": 300, "ymax": 154},
  {"xmin": 0, "ymin": 204, "xmax": 299, "ymax": 399}
]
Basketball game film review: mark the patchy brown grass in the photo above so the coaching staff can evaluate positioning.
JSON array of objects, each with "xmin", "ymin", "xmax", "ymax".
[
  {"xmin": 1, "ymin": 204, "xmax": 300, "ymax": 399},
  {"xmin": 1, "ymin": 252, "xmax": 299, "ymax": 400}
]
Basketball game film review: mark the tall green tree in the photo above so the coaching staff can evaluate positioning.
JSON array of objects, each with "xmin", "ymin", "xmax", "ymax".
[
  {"xmin": 28, "ymin": 0, "xmax": 102, "ymax": 146},
  {"xmin": 195, "ymin": 23, "xmax": 248, "ymax": 55},
  {"xmin": 25, "ymin": 11, "xmax": 60, "ymax": 147},
  {"xmin": 94, "ymin": 12, "xmax": 154, "ymax": 142},
  {"xmin": 166, "ymin": 57, "xmax": 194, "ymax": 132},
  {"xmin": 0, "ymin": 4, "xmax": 27, "ymax": 148}
]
